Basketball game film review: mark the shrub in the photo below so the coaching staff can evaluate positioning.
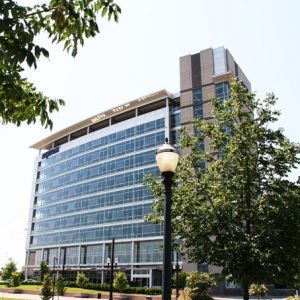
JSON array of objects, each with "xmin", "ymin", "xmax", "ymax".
[
  {"xmin": 121, "ymin": 286, "xmax": 161, "ymax": 295},
  {"xmin": 40, "ymin": 274, "xmax": 52, "ymax": 300},
  {"xmin": 249, "ymin": 283, "xmax": 268, "ymax": 298},
  {"xmin": 172, "ymin": 271, "xmax": 188, "ymax": 289},
  {"xmin": 22, "ymin": 279, "xmax": 41, "ymax": 285},
  {"xmin": 113, "ymin": 272, "xmax": 128, "ymax": 292},
  {"xmin": 286, "ymin": 297, "xmax": 300, "ymax": 300},
  {"xmin": 64, "ymin": 281, "xmax": 77, "ymax": 288},
  {"xmin": 56, "ymin": 274, "xmax": 66, "ymax": 296},
  {"xmin": 186, "ymin": 272, "xmax": 216, "ymax": 297},
  {"xmin": 9, "ymin": 272, "xmax": 21, "ymax": 287},
  {"xmin": 76, "ymin": 272, "xmax": 89, "ymax": 289}
]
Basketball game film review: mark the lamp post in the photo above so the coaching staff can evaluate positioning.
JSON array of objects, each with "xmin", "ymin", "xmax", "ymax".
[
  {"xmin": 173, "ymin": 251, "xmax": 183, "ymax": 300},
  {"xmin": 106, "ymin": 237, "xmax": 118, "ymax": 300},
  {"xmin": 156, "ymin": 138, "xmax": 179, "ymax": 300},
  {"xmin": 52, "ymin": 257, "xmax": 58, "ymax": 300}
]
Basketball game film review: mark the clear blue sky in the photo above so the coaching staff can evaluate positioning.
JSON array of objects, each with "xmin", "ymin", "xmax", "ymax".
[{"xmin": 0, "ymin": 0, "xmax": 299, "ymax": 269}]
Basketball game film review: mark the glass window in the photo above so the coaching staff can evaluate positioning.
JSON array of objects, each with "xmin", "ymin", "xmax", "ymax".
[
  {"xmin": 215, "ymin": 82, "xmax": 229, "ymax": 101},
  {"xmin": 193, "ymin": 89, "xmax": 203, "ymax": 119},
  {"xmin": 213, "ymin": 47, "xmax": 227, "ymax": 75}
]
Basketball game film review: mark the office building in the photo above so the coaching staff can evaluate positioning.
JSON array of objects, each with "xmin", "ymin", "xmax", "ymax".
[{"xmin": 25, "ymin": 47, "xmax": 250, "ymax": 287}]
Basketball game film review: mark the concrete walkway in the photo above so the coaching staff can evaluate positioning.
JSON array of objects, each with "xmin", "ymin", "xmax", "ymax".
[
  {"xmin": 0, "ymin": 292, "xmax": 289, "ymax": 300},
  {"xmin": 0, "ymin": 292, "xmax": 101, "ymax": 300}
]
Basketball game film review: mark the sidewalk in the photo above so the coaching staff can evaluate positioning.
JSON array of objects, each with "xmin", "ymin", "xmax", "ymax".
[
  {"xmin": 0, "ymin": 292, "xmax": 288, "ymax": 300},
  {"xmin": 0, "ymin": 292, "xmax": 100, "ymax": 300}
]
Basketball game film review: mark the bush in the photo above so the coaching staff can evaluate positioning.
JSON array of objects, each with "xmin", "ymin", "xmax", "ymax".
[
  {"xmin": 22, "ymin": 279, "xmax": 41, "ymax": 285},
  {"xmin": 76, "ymin": 272, "xmax": 89, "ymax": 289},
  {"xmin": 249, "ymin": 283, "xmax": 268, "ymax": 298},
  {"xmin": 286, "ymin": 297, "xmax": 300, "ymax": 300},
  {"xmin": 186, "ymin": 272, "xmax": 216, "ymax": 297},
  {"xmin": 56, "ymin": 274, "xmax": 66, "ymax": 296},
  {"xmin": 9, "ymin": 272, "xmax": 21, "ymax": 287},
  {"xmin": 172, "ymin": 271, "xmax": 188, "ymax": 289},
  {"xmin": 121, "ymin": 286, "xmax": 162, "ymax": 295},
  {"xmin": 113, "ymin": 272, "xmax": 128, "ymax": 292},
  {"xmin": 40, "ymin": 274, "xmax": 52, "ymax": 300},
  {"xmin": 65, "ymin": 281, "xmax": 77, "ymax": 288}
]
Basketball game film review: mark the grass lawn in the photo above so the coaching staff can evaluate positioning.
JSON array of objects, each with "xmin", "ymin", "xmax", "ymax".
[
  {"xmin": 0, "ymin": 285, "xmax": 41, "ymax": 290},
  {"xmin": 0, "ymin": 285, "xmax": 108, "ymax": 295},
  {"xmin": 65, "ymin": 287, "xmax": 108, "ymax": 294}
]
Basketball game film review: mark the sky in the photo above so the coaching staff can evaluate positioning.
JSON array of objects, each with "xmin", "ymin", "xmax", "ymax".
[{"xmin": 0, "ymin": 0, "xmax": 299, "ymax": 270}]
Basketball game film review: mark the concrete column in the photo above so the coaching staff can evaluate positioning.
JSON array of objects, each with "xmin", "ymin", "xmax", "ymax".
[{"xmin": 77, "ymin": 246, "xmax": 81, "ymax": 267}]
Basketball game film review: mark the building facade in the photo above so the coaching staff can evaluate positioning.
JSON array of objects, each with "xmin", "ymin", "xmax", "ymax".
[{"xmin": 25, "ymin": 47, "xmax": 250, "ymax": 287}]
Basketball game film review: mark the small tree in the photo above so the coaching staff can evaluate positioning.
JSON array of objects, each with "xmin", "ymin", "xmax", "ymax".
[
  {"xmin": 41, "ymin": 273, "xmax": 52, "ymax": 300},
  {"xmin": 9, "ymin": 272, "xmax": 21, "ymax": 287},
  {"xmin": 113, "ymin": 271, "xmax": 128, "ymax": 292},
  {"xmin": 55, "ymin": 274, "xmax": 66, "ymax": 296},
  {"xmin": 2, "ymin": 260, "xmax": 17, "ymax": 280},
  {"xmin": 76, "ymin": 272, "xmax": 89, "ymax": 289},
  {"xmin": 40, "ymin": 261, "xmax": 50, "ymax": 282},
  {"xmin": 186, "ymin": 272, "xmax": 216, "ymax": 298},
  {"xmin": 172, "ymin": 271, "xmax": 188, "ymax": 289},
  {"xmin": 249, "ymin": 284, "xmax": 268, "ymax": 299}
]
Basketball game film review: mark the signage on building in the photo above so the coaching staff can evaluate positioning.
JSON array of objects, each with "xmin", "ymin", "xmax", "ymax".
[{"xmin": 42, "ymin": 147, "xmax": 60, "ymax": 159}]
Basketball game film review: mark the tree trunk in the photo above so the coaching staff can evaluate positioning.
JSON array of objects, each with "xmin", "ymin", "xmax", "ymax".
[{"xmin": 242, "ymin": 282, "xmax": 249, "ymax": 300}]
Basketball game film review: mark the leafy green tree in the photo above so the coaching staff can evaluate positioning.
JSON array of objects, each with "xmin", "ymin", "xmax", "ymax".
[
  {"xmin": 186, "ymin": 272, "xmax": 216, "ymax": 298},
  {"xmin": 146, "ymin": 81, "xmax": 300, "ymax": 300},
  {"xmin": 40, "ymin": 261, "xmax": 50, "ymax": 282},
  {"xmin": 41, "ymin": 273, "xmax": 52, "ymax": 300},
  {"xmin": 2, "ymin": 260, "xmax": 17, "ymax": 280},
  {"xmin": 55, "ymin": 274, "xmax": 66, "ymax": 296},
  {"xmin": 9, "ymin": 271, "xmax": 21, "ymax": 287},
  {"xmin": 0, "ymin": 0, "xmax": 120, "ymax": 128},
  {"xmin": 113, "ymin": 271, "xmax": 128, "ymax": 292},
  {"xmin": 76, "ymin": 272, "xmax": 88, "ymax": 289}
]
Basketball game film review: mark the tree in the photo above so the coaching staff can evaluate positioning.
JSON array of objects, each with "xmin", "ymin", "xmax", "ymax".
[
  {"xmin": 40, "ymin": 260, "xmax": 50, "ymax": 282},
  {"xmin": 55, "ymin": 274, "xmax": 66, "ymax": 296},
  {"xmin": 185, "ymin": 272, "xmax": 216, "ymax": 299},
  {"xmin": 113, "ymin": 271, "xmax": 128, "ymax": 292},
  {"xmin": 9, "ymin": 271, "xmax": 21, "ymax": 287},
  {"xmin": 76, "ymin": 272, "xmax": 88, "ymax": 289},
  {"xmin": 2, "ymin": 260, "xmax": 17, "ymax": 280},
  {"xmin": 41, "ymin": 273, "xmax": 52, "ymax": 300},
  {"xmin": 146, "ymin": 81, "xmax": 300, "ymax": 300},
  {"xmin": 0, "ymin": 0, "xmax": 121, "ymax": 128}
]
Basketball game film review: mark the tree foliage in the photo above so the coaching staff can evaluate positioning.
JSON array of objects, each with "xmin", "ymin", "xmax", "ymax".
[
  {"xmin": 146, "ymin": 81, "xmax": 300, "ymax": 300},
  {"xmin": 172, "ymin": 271, "xmax": 188, "ymax": 289},
  {"xmin": 9, "ymin": 271, "xmax": 21, "ymax": 287},
  {"xmin": 1, "ymin": 260, "xmax": 17, "ymax": 280},
  {"xmin": 41, "ymin": 273, "xmax": 52, "ymax": 300},
  {"xmin": 76, "ymin": 272, "xmax": 88, "ymax": 289},
  {"xmin": 249, "ymin": 284, "xmax": 268, "ymax": 299},
  {"xmin": 186, "ymin": 272, "xmax": 216, "ymax": 297},
  {"xmin": 39, "ymin": 260, "xmax": 50, "ymax": 282},
  {"xmin": 55, "ymin": 274, "xmax": 66, "ymax": 296},
  {"xmin": 0, "ymin": 0, "xmax": 121, "ymax": 128},
  {"xmin": 113, "ymin": 271, "xmax": 128, "ymax": 292}
]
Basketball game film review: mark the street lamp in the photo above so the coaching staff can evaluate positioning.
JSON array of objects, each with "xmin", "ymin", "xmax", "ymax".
[
  {"xmin": 156, "ymin": 138, "xmax": 179, "ymax": 300},
  {"xmin": 52, "ymin": 257, "xmax": 58, "ymax": 300},
  {"xmin": 173, "ymin": 253, "xmax": 183, "ymax": 300},
  {"xmin": 106, "ymin": 238, "xmax": 118, "ymax": 300}
]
